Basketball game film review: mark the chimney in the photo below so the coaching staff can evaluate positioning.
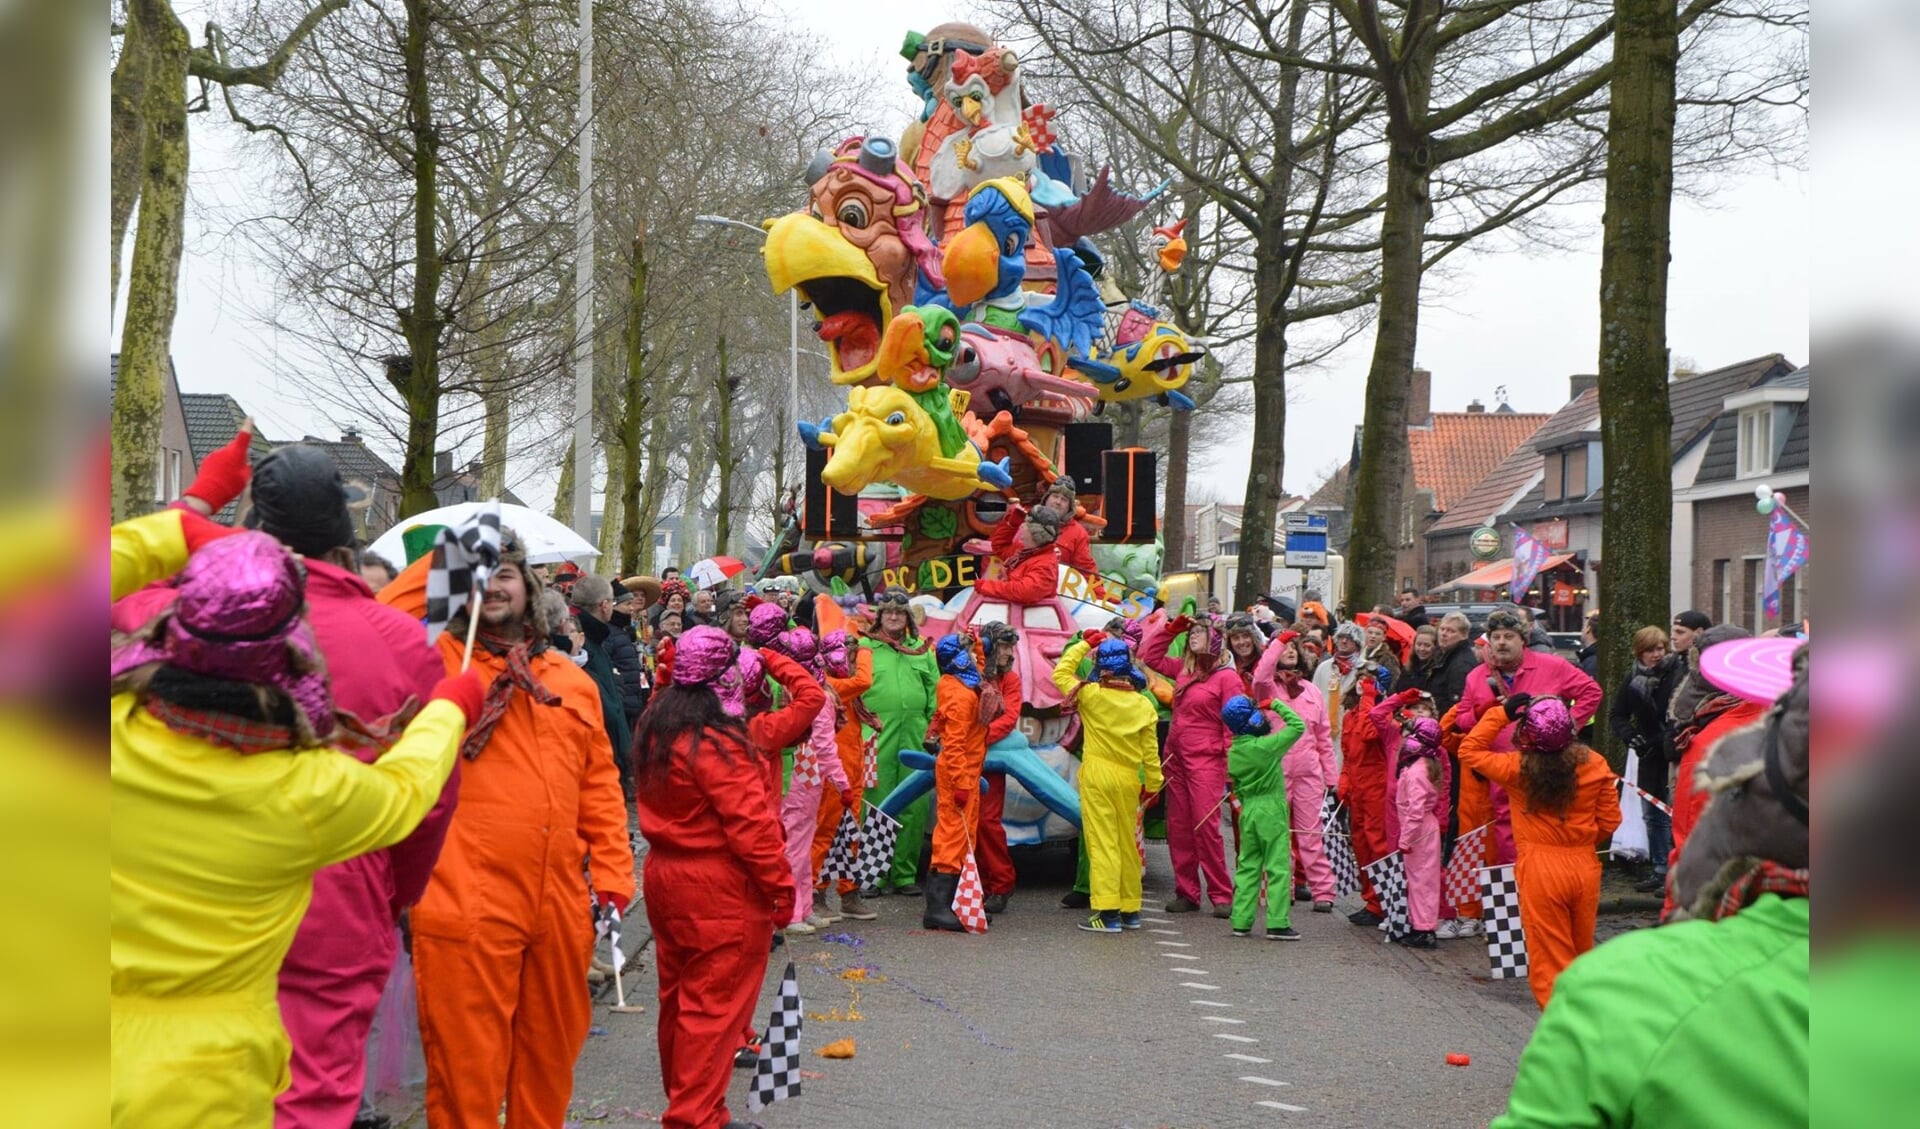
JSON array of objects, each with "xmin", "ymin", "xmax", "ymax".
[
  {"xmin": 1569, "ymin": 373, "xmax": 1598, "ymax": 401},
  {"xmin": 435, "ymin": 451, "xmax": 453, "ymax": 476},
  {"xmin": 342, "ymin": 426, "xmax": 362, "ymax": 444},
  {"xmin": 1465, "ymin": 398, "xmax": 1486, "ymax": 414},
  {"xmin": 1409, "ymin": 367, "xmax": 1432, "ymax": 424}
]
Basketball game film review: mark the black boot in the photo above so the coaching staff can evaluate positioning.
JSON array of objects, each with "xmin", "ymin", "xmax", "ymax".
[{"xmin": 922, "ymin": 871, "xmax": 965, "ymax": 932}]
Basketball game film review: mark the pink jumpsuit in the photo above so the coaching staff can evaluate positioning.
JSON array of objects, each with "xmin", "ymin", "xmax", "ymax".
[
  {"xmin": 779, "ymin": 676, "xmax": 849, "ymax": 926},
  {"xmin": 1395, "ymin": 762, "xmax": 1444, "ymax": 931},
  {"xmin": 1252, "ymin": 643, "xmax": 1337, "ymax": 902},
  {"xmin": 1141, "ymin": 618, "xmax": 1244, "ymax": 909}
]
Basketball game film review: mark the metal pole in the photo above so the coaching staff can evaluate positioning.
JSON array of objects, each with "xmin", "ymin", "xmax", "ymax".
[
  {"xmin": 570, "ymin": 0, "xmax": 594, "ymax": 542},
  {"xmin": 789, "ymin": 288, "xmax": 800, "ymax": 479}
]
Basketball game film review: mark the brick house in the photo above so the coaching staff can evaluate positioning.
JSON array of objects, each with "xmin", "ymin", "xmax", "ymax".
[{"xmin": 1675, "ymin": 365, "xmax": 1810, "ymax": 629}]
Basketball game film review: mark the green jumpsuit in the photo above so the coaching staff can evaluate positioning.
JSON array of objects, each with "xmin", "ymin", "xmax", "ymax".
[
  {"xmin": 860, "ymin": 634, "xmax": 939, "ymax": 890},
  {"xmin": 1225, "ymin": 700, "xmax": 1305, "ymax": 933}
]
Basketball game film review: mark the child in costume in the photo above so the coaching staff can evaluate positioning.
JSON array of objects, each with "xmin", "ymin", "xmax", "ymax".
[
  {"xmin": 860, "ymin": 589, "xmax": 939, "ymax": 896},
  {"xmin": 974, "ymin": 622, "xmax": 1026, "ymax": 915},
  {"xmin": 922, "ymin": 633, "xmax": 991, "ymax": 931},
  {"xmin": 1457, "ymin": 693, "xmax": 1622, "ymax": 1007},
  {"xmin": 1053, "ymin": 632, "xmax": 1163, "ymax": 933},
  {"xmin": 1252, "ymin": 631, "xmax": 1339, "ymax": 913},
  {"xmin": 1370, "ymin": 688, "xmax": 1450, "ymax": 947},
  {"xmin": 1141, "ymin": 612, "xmax": 1245, "ymax": 915},
  {"xmin": 1220, "ymin": 695, "xmax": 1307, "ymax": 940},
  {"xmin": 809, "ymin": 630, "xmax": 881, "ymax": 922},
  {"xmin": 768, "ymin": 627, "xmax": 856, "ymax": 934}
]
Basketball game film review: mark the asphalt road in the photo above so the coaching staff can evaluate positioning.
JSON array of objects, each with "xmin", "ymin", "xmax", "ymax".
[{"xmin": 374, "ymin": 840, "xmax": 1578, "ymax": 1128}]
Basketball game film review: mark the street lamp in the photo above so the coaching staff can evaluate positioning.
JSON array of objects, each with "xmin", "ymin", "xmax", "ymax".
[{"xmin": 693, "ymin": 214, "xmax": 801, "ymax": 468}]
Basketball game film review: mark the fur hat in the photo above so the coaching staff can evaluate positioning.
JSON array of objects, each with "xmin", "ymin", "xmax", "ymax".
[
  {"xmin": 1024, "ymin": 504, "xmax": 1062, "ymax": 543},
  {"xmin": 1043, "ymin": 475, "xmax": 1077, "ymax": 504},
  {"xmin": 1332, "ymin": 621, "xmax": 1365, "ymax": 648}
]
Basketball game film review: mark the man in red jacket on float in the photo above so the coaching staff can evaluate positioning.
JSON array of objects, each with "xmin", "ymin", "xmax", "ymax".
[{"xmin": 980, "ymin": 501, "xmax": 1065, "ymax": 605}]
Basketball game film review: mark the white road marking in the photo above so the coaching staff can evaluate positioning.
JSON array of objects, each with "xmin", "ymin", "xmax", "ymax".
[
  {"xmin": 1212, "ymin": 1033, "xmax": 1258, "ymax": 1043},
  {"xmin": 1240, "ymin": 1076, "xmax": 1291, "ymax": 1087},
  {"xmin": 1160, "ymin": 953, "xmax": 1198, "ymax": 960},
  {"xmin": 1190, "ymin": 999, "xmax": 1232, "ymax": 1008},
  {"xmin": 1201, "ymin": 1016, "xmax": 1247, "ymax": 1025},
  {"xmin": 1140, "ymin": 916, "xmax": 1173, "ymax": 924},
  {"xmin": 1154, "ymin": 940, "xmax": 1192, "ymax": 947},
  {"xmin": 1256, "ymin": 1100, "xmax": 1308, "ymax": 1112},
  {"xmin": 1149, "ymin": 928, "xmax": 1184, "ymax": 935},
  {"xmin": 1223, "ymin": 1053, "xmax": 1272, "ymax": 1064},
  {"xmin": 1181, "ymin": 982, "xmax": 1219, "ymax": 990}
]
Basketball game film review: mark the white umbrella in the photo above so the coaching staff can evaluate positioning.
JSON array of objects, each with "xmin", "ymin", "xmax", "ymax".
[{"xmin": 368, "ymin": 502, "xmax": 600, "ymax": 567}]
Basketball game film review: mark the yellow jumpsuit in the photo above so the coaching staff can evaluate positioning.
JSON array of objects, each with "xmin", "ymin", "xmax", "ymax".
[
  {"xmin": 1053, "ymin": 641, "xmax": 1163, "ymax": 913},
  {"xmin": 110, "ymin": 510, "xmax": 466, "ymax": 1128}
]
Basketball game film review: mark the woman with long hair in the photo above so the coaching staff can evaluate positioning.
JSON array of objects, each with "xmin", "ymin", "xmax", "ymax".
[
  {"xmin": 1457, "ymin": 691, "xmax": 1621, "ymax": 1008},
  {"xmin": 631, "ymin": 625, "xmax": 824, "ymax": 1129},
  {"xmin": 1141, "ymin": 612, "xmax": 1246, "ymax": 915},
  {"xmin": 1222, "ymin": 614, "xmax": 1266, "ymax": 691},
  {"xmin": 1252, "ymin": 631, "xmax": 1339, "ymax": 913}
]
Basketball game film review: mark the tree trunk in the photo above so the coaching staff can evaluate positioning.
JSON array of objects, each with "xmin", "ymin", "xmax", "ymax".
[
  {"xmin": 1161, "ymin": 399, "xmax": 1192, "ymax": 572},
  {"xmin": 480, "ymin": 372, "xmax": 509, "ymax": 499},
  {"xmin": 1344, "ymin": 139, "xmax": 1432, "ymax": 614},
  {"xmin": 1595, "ymin": 0, "xmax": 1678, "ymax": 773},
  {"xmin": 634, "ymin": 407, "xmax": 670, "ymax": 576},
  {"xmin": 110, "ymin": 10, "xmax": 154, "ymax": 315},
  {"xmin": 112, "ymin": 0, "xmax": 190, "ymax": 522},
  {"xmin": 1232, "ymin": 238, "xmax": 1291, "ymax": 611},
  {"xmin": 395, "ymin": 0, "xmax": 444, "ymax": 517},
  {"xmin": 598, "ymin": 443, "xmax": 624, "ymax": 561},
  {"xmin": 552, "ymin": 436, "xmax": 575, "ymax": 523},
  {"xmin": 713, "ymin": 334, "xmax": 734, "ymax": 559},
  {"xmin": 617, "ymin": 236, "xmax": 648, "ymax": 575},
  {"xmin": 1113, "ymin": 401, "xmax": 1143, "ymax": 449}
]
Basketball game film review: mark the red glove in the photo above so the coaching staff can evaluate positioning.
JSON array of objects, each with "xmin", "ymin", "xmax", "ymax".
[
  {"xmin": 952, "ymin": 790, "xmax": 970, "ymax": 809},
  {"xmin": 178, "ymin": 509, "xmax": 242, "ymax": 553},
  {"xmin": 839, "ymin": 788, "xmax": 859, "ymax": 811},
  {"xmin": 430, "ymin": 670, "xmax": 487, "ymax": 726},
  {"xmin": 1169, "ymin": 615, "xmax": 1192, "ymax": 635},
  {"xmin": 596, "ymin": 891, "xmax": 629, "ymax": 915},
  {"xmin": 180, "ymin": 426, "xmax": 252, "ymax": 512},
  {"xmin": 771, "ymin": 894, "xmax": 795, "ymax": 928},
  {"xmin": 1081, "ymin": 628, "xmax": 1108, "ymax": 649}
]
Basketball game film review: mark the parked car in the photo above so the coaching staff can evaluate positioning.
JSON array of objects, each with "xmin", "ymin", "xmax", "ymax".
[{"xmin": 1417, "ymin": 602, "xmax": 1503, "ymax": 634}]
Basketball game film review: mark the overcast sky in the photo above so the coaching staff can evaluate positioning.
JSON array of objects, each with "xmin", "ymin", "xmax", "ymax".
[{"xmin": 128, "ymin": 0, "xmax": 1809, "ymax": 514}]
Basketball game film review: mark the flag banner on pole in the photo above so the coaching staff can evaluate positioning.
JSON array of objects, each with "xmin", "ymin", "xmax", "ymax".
[
  {"xmin": 816, "ymin": 811, "xmax": 861, "ymax": 883},
  {"xmin": 862, "ymin": 732, "xmax": 878, "ymax": 789},
  {"xmin": 424, "ymin": 503, "xmax": 503, "ymax": 643},
  {"xmin": 1443, "ymin": 824, "xmax": 1490, "ymax": 910},
  {"xmin": 1363, "ymin": 851, "xmax": 1411, "ymax": 940},
  {"xmin": 1322, "ymin": 797, "xmax": 1361, "ymax": 898},
  {"xmin": 953, "ymin": 851, "xmax": 989, "ymax": 934},
  {"xmin": 747, "ymin": 960, "xmax": 804, "ymax": 1112},
  {"xmin": 1510, "ymin": 523, "xmax": 1553, "ymax": 604},
  {"xmin": 1480, "ymin": 863, "xmax": 1529, "ymax": 979},
  {"xmin": 1762, "ymin": 507, "xmax": 1809, "ymax": 617}
]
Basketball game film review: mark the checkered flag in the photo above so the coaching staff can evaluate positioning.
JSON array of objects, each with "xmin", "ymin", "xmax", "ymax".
[
  {"xmin": 816, "ymin": 810, "xmax": 861, "ymax": 884},
  {"xmin": 747, "ymin": 960, "xmax": 804, "ymax": 1112},
  {"xmin": 1322, "ymin": 798, "xmax": 1361, "ymax": 899},
  {"xmin": 423, "ymin": 504, "xmax": 503, "ymax": 643},
  {"xmin": 821, "ymin": 805, "xmax": 900, "ymax": 891},
  {"xmin": 1363, "ymin": 851, "xmax": 1411, "ymax": 940},
  {"xmin": 1444, "ymin": 824, "xmax": 1490, "ymax": 911},
  {"xmin": 1480, "ymin": 863, "xmax": 1529, "ymax": 979},
  {"xmin": 952, "ymin": 851, "xmax": 989, "ymax": 934}
]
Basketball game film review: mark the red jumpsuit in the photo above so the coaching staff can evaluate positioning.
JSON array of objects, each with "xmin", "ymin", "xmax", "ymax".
[
  {"xmin": 928, "ymin": 675, "xmax": 989, "ymax": 874},
  {"xmin": 996, "ymin": 503, "xmax": 1098, "ymax": 580},
  {"xmin": 1458, "ymin": 704, "xmax": 1621, "ymax": 1009},
  {"xmin": 975, "ymin": 665, "xmax": 1025, "ymax": 897},
  {"xmin": 811, "ymin": 648, "xmax": 876, "ymax": 897},
  {"xmin": 638, "ymin": 655, "xmax": 821, "ymax": 1129},
  {"xmin": 979, "ymin": 509, "xmax": 1066, "ymax": 605},
  {"xmin": 1661, "ymin": 699, "xmax": 1767, "ymax": 917},
  {"xmin": 413, "ymin": 633, "xmax": 634, "ymax": 1129},
  {"xmin": 1338, "ymin": 680, "xmax": 1393, "ymax": 915}
]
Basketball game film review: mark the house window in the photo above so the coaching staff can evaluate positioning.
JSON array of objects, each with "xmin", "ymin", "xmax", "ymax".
[
  {"xmin": 153, "ymin": 453, "xmax": 167, "ymax": 503},
  {"xmin": 1738, "ymin": 407, "xmax": 1774, "ymax": 477},
  {"xmin": 1742, "ymin": 557, "xmax": 1765, "ymax": 633},
  {"xmin": 1544, "ymin": 453, "xmax": 1565, "ymax": 503},
  {"xmin": 1220, "ymin": 539, "xmax": 1240, "ymax": 557},
  {"xmin": 1712, "ymin": 559, "xmax": 1731, "ymax": 624},
  {"xmin": 1565, "ymin": 446, "xmax": 1588, "ymax": 500},
  {"xmin": 169, "ymin": 450, "xmax": 183, "ymax": 502}
]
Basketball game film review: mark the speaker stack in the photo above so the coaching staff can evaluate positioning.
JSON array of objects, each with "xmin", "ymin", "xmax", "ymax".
[{"xmin": 804, "ymin": 446, "xmax": 858, "ymax": 540}]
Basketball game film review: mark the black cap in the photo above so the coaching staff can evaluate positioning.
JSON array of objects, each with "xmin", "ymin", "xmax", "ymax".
[
  {"xmin": 1674, "ymin": 610, "xmax": 1712, "ymax": 632},
  {"xmin": 244, "ymin": 444, "xmax": 357, "ymax": 558}
]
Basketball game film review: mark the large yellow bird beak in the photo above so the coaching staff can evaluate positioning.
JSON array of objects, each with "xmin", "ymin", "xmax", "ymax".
[
  {"xmin": 943, "ymin": 221, "xmax": 1000, "ymax": 308},
  {"xmin": 764, "ymin": 212, "xmax": 881, "ymax": 296},
  {"xmin": 763, "ymin": 212, "xmax": 892, "ymax": 385},
  {"xmin": 1158, "ymin": 237, "xmax": 1189, "ymax": 273},
  {"xmin": 877, "ymin": 311, "xmax": 929, "ymax": 385}
]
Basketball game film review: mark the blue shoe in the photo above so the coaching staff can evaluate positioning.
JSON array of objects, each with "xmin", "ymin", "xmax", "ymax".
[
  {"xmin": 1077, "ymin": 911, "xmax": 1123, "ymax": 933},
  {"xmin": 1120, "ymin": 912, "xmax": 1143, "ymax": 930}
]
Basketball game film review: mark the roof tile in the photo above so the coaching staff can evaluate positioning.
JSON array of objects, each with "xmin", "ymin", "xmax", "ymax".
[{"xmin": 1407, "ymin": 411, "xmax": 1551, "ymax": 514}]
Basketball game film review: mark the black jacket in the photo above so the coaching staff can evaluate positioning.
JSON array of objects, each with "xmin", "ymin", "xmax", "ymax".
[
  {"xmin": 1576, "ymin": 642, "xmax": 1599, "ymax": 680},
  {"xmin": 582, "ymin": 612, "xmax": 645, "ymax": 726},
  {"xmin": 1426, "ymin": 639, "xmax": 1480, "ymax": 716},
  {"xmin": 1394, "ymin": 604, "xmax": 1430, "ymax": 628},
  {"xmin": 1526, "ymin": 625, "xmax": 1557, "ymax": 655}
]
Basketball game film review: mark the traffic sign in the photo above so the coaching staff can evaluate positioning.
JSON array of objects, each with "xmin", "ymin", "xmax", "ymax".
[{"xmin": 1283, "ymin": 513, "xmax": 1329, "ymax": 568}]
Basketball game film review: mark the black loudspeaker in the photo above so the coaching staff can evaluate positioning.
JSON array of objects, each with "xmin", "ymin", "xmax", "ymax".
[
  {"xmin": 1063, "ymin": 422, "xmax": 1111, "ymax": 495},
  {"xmin": 1101, "ymin": 448, "xmax": 1156, "ymax": 542},
  {"xmin": 804, "ymin": 446, "xmax": 858, "ymax": 539}
]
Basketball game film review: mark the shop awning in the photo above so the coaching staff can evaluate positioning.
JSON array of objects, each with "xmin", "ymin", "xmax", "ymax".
[{"xmin": 1435, "ymin": 553, "xmax": 1575, "ymax": 592}]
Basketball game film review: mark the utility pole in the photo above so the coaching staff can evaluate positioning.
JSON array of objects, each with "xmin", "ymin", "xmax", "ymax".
[{"xmin": 570, "ymin": 0, "xmax": 594, "ymax": 541}]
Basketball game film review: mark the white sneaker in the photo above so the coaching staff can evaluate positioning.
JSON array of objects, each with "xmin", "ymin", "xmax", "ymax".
[
  {"xmin": 784, "ymin": 919, "xmax": 817, "ymax": 936},
  {"xmin": 803, "ymin": 912, "xmax": 834, "ymax": 929},
  {"xmin": 1454, "ymin": 918, "xmax": 1482, "ymax": 938},
  {"xmin": 1435, "ymin": 919, "xmax": 1462, "ymax": 940}
]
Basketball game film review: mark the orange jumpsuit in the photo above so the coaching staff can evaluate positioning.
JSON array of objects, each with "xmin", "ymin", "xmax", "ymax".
[
  {"xmin": 1458, "ymin": 705, "xmax": 1621, "ymax": 1009},
  {"xmin": 928, "ymin": 674, "xmax": 989, "ymax": 874},
  {"xmin": 412, "ymin": 634, "xmax": 635, "ymax": 1129},
  {"xmin": 975, "ymin": 665, "xmax": 1026, "ymax": 897},
  {"xmin": 641, "ymin": 655, "xmax": 821, "ymax": 1129},
  {"xmin": 811, "ymin": 648, "xmax": 876, "ymax": 897}
]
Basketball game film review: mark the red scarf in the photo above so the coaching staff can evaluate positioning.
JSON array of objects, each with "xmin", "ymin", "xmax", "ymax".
[
  {"xmin": 1713, "ymin": 860, "xmax": 1809, "ymax": 922},
  {"xmin": 462, "ymin": 636, "xmax": 561, "ymax": 760}
]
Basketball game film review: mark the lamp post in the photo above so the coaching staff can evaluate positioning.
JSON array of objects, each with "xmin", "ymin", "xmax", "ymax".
[
  {"xmin": 571, "ymin": 0, "xmax": 594, "ymax": 542},
  {"xmin": 694, "ymin": 215, "xmax": 802, "ymax": 539}
]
